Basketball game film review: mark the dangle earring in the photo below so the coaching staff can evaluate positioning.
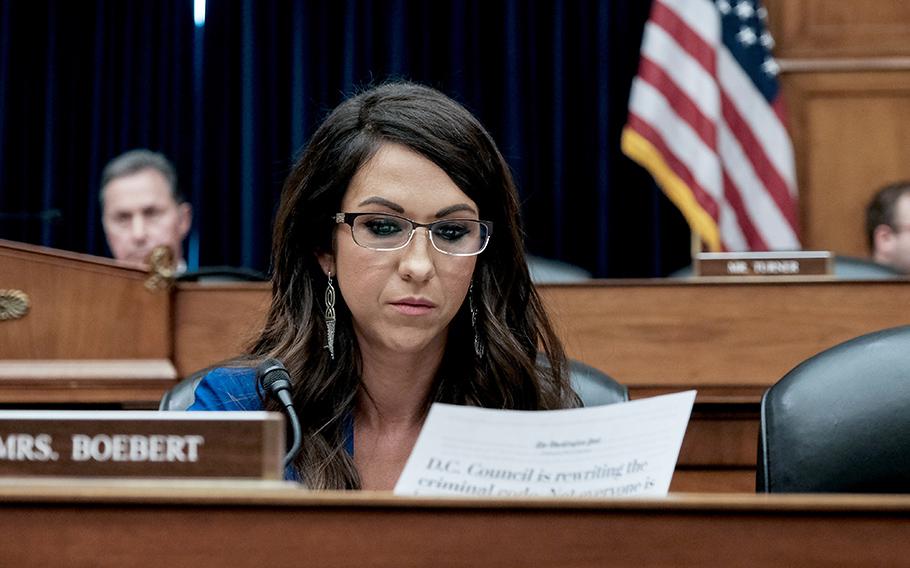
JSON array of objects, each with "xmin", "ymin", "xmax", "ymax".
[
  {"xmin": 469, "ymin": 282, "xmax": 484, "ymax": 358},
  {"xmin": 324, "ymin": 271, "xmax": 336, "ymax": 360}
]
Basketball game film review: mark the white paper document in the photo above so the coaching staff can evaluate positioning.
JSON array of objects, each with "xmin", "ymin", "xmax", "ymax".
[{"xmin": 394, "ymin": 390, "xmax": 696, "ymax": 498}]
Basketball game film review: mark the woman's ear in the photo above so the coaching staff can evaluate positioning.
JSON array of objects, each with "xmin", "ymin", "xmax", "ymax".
[{"xmin": 316, "ymin": 251, "xmax": 335, "ymax": 277}]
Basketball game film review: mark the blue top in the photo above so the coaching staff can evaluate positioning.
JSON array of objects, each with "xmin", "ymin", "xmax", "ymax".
[
  {"xmin": 187, "ymin": 367, "xmax": 266, "ymax": 411},
  {"xmin": 187, "ymin": 367, "xmax": 354, "ymax": 481}
]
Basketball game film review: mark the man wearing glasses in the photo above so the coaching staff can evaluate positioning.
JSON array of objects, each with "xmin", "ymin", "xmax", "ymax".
[{"xmin": 867, "ymin": 181, "xmax": 910, "ymax": 274}]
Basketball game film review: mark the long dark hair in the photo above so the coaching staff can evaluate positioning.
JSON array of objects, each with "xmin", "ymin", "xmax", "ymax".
[{"xmin": 251, "ymin": 82, "xmax": 576, "ymax": 489}]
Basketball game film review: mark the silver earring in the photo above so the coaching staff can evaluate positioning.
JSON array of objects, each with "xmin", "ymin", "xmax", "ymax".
[
  {"xmin": 325, "ymin": 271, "xmax": 336, "ymax": 360},
  {"xmin": 469, "ymin": 282, "xmax": 484, "ymax": 357}
]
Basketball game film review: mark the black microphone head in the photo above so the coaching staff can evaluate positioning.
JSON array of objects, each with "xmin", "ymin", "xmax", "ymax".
[{"xmin": 256, "ymin": 358, "xmax": 292, "ymax": 394}]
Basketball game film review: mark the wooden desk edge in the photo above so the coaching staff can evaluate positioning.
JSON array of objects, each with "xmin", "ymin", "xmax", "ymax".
[{"xmin": 1, "ymin": 479, "xmax": 908, "ymax": 513}]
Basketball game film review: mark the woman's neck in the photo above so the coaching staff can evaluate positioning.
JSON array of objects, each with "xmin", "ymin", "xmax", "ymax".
[
  {"xmin": 352, "ymin": 340, "xmax": 445, "ymax": 490},
  {"xmin": 355, "ymin": 341, "xmax": 443, "ymax": 428}
]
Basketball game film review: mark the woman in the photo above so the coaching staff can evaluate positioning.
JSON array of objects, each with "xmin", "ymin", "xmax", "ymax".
[{"xmin": 189, "ymin": 82, "xmax": 578, "ymax": 489}]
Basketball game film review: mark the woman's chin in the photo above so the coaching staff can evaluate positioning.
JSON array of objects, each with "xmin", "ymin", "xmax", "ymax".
[{"xmin": 364, "ymin": 331, "xmax": 446, "ymax": 359}]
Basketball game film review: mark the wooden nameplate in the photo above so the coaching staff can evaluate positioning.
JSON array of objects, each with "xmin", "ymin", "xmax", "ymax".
[
  {"xmin": 0, "ymin": 411, "xmax": 284, "ymax": 479},
  {"xmin": 695, "ymin": 251, "xmax": 833, "ymax": 277}
]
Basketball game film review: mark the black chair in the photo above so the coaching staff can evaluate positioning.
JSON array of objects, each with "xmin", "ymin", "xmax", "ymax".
[
  {"xmin": 160, "ymin": 357, "xmax": 627, "ymax": 411},
  {"xmin": 176, "ymin": 266, "xmax": 268, "ymax": 283},
  {"xmin": 757, "ymin": 325, "xmax": 910, "ymax": 493},
  {"xmin": 536, "ymin": 354, "xmax": 627, "ymax": 407},
  {"xmin": 159, "ymin": 370, "xmax": 208, "ymax": 411},
  {"xmin": 831, "ymin": 256, "xmax": 903, "ymax": 279},
  {"xmin": 526, "ymin": 255, "xmax": 592, "ymax": 283}
]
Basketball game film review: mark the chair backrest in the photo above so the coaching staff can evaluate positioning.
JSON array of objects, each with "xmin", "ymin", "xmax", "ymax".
[
  {"xmin": 537, "ymin": 355, "xmax": 628, "ymax": 407},
  {"xmin": 757, "ymin": 325, "xmax": 910, "ymax": 493},
  {"xmin": 158, "ymin": 372, "xmax": 206, "ymax": 411},
  {"xmin": 526, "ymin": 255, "xmax": 592, "ymax": 283},
  {"xmin": 832, "ymin": 256, "xmax": 902, "ymax": 279},
  {"xmin": 160, "ymin": 357, "xmax": 628, "ymax": 411},
  {"xmin": 176, "ymin": 266, "xmax": 268, "ymax": 282}
]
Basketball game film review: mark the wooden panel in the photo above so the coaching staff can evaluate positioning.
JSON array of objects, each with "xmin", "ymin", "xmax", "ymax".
[
  {"xmin": 670, "ymin": 403, "xmax": 758, "ymax": 492},
  {"xmin": 670, "ymin": 403, "xmax": 759, "ymax": 493},
  {"xmin": 173, "ymin": 280, "xmax": 910, "ymax": 397},
  {"xmin": 781, "ymin": 71, "xmax": 910, "ymax": 255},
  {"xmin": 0, "ymin": 240, "xmax": 170, "ymax": 360},
  {"xmin": 0, "ymin": 360, "xmax": 176, "ymax": 405},
  {"xmin": 677, "ymin": 405, "xmax": 757, "ymax": 467},
  {"xmin": 763, "ymin": 1, "xmax": 910, "ymax": 256},
  {"xmin": 670, "ymin": 469, "xmax": 754, "ymax": 493},
  {"xmin": 767, "ymin": 0, "xmax": 910, "ymax": 58},
  {"xmin": 2, "ymin": 481, "xmax": 909, "ymax": 567},
  {"xmin": 172, "ymin": 283, "xmax": 270, "ymax": 377},
  {"xmin": 538, "ymin": 280, "xmax": 910, "ymax": 398}
]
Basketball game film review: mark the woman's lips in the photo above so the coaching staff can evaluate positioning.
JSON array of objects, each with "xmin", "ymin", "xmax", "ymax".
[{"xmin": 390, "ymin": 299, "xmax": 436, "ymax": 315}]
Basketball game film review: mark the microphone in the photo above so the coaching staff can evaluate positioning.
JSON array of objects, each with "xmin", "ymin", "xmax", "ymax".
[{"xmin": 256, "ymin": 358, "xmax": 303, "ymax": 470}]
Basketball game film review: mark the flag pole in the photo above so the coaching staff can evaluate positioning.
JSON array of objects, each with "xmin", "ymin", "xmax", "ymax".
[{"xmin": 690, "ymin": 231, "xmax": 702, "ymax": 261}]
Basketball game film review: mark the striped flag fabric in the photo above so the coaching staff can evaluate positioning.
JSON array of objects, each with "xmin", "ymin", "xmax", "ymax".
[{"xmin": 621, "ymin": 0, "xmax": 800, "ymax": 252}]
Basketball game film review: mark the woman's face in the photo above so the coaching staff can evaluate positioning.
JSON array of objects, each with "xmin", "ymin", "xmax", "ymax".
[{"xmin": 320, "ymin": 143, "xmax": 479, "ymax": 358}]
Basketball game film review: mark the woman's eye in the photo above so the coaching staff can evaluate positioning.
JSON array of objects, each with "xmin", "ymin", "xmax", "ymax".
[
  {"xmin": 433, "ymin": 222, "xmax": 470, "ymax": 241},
  {"xmin": 364, "ymin": 218, "xmax": 404, "ymax": 237}
]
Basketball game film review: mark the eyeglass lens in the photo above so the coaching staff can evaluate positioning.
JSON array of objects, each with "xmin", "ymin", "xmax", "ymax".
[{"xmin": 351, "ymin": 214, "xmax": 488, "ymax": 255}]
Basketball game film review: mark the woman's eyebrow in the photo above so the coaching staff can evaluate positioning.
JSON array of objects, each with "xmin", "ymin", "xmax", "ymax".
[
  {"xmin": 356, "ymin": 196, "xmax": 405, "ymax": 213},
  {"xmin": 435, "ymin": 203, "xmax": 477, "ymax": 218}
]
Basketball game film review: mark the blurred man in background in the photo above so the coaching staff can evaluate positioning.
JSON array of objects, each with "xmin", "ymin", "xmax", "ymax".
[
  {"xmin": 866, "ymin": 181, "xmax": 910, "ymax": 274},
  {"xmin": 100, "ymin": 149, "xmax": 192, "ymax": 272}
]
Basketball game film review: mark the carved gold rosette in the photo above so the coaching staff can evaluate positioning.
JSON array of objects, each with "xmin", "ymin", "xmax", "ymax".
[
  {"xmin": 144, "ymin": 245, "xmax": 177, "ymax": 291},
  {"xmin": 0, "ymin": 289, "xmax": 30, "ymax": 321}
]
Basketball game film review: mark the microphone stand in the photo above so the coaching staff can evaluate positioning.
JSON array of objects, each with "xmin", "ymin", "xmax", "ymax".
[{"xmin": 257, "ymin": 359, "xmax": 303, "ymax": 470}]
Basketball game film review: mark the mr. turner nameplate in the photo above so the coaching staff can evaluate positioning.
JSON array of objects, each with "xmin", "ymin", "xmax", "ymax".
[
  {"xmin": 0, "ymin": 411, "xmax": 284, "ymax": 479},
  {"xmin": 695, "ymin": 251, "xmax": 833, "ymax": 277}
]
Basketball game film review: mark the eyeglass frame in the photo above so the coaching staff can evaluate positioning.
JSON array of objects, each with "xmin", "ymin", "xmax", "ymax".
[{"xmin": 333, "ymin": 212, "xmax": 493, "ymax": 256}]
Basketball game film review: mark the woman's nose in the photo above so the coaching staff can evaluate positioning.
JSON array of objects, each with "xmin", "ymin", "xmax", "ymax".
[{"xmin": 397, "ymin": 227, "xmax": 437, "ymax": 281}]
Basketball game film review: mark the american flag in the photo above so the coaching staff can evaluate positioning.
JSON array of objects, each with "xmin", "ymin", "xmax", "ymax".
[{"xmin": 622, "ymin": 0, "xmax": 800, "ymax": 251}]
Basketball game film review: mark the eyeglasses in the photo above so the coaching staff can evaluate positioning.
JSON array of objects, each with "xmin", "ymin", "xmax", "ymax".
[{"xmin": 334, "ymin": 212, "xmax": 493, "ymax": 256}]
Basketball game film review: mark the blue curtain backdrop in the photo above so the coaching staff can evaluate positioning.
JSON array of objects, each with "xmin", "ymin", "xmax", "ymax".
[{"xmin": 0, "ymin": 0, "xmax": 689, "ymax": 278}]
